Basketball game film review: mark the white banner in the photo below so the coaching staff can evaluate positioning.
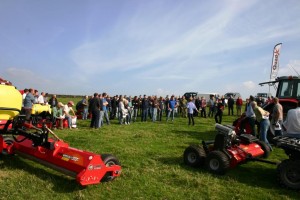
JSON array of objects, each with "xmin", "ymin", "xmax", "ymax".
[{"xmin": 270, "ymin": 43, "xmax": 282, "ymax": 81}]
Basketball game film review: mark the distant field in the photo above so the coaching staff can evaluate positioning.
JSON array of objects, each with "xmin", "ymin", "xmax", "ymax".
[{"xmin": 0, "ymin": 99, "xmax": 298, "ymax": 200}]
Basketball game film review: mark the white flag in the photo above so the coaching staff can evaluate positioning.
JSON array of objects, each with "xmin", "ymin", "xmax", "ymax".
[{"xmin": 270, "ymin": 43, "xmax": 282, "ymax": 81}]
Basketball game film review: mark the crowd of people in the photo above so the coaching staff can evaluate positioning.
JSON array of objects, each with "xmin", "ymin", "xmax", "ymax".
[
  {"xmin": 22, "ymin": 88, "xmax": 77, "ymax": 129},
  {"xmin": 21, "ymin": 89, "xmax": 300, "ymax": 143}
]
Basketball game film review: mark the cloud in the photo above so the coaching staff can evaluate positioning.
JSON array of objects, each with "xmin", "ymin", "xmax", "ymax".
[
  {"xmin": 243, "ymin": 81, "xmax": 256, "ymax": 90},
  {"xmin": 279, "ymin": 60, "xmax": 300, "ymax": 76}
]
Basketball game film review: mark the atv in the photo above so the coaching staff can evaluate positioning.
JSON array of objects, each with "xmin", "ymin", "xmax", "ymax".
[
  {"xmin": 273, "ymin": 136, "xmax": 300, "ymax": 190},
  {"xmin": 183, "ymin": 124, "xmax": 271, "ymax": 175}
]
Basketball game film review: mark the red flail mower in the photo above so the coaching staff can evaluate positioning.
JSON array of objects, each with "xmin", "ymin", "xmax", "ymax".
[{"xmin": 0, "ymin": 78, "xmax": 121, "ymax": 186}]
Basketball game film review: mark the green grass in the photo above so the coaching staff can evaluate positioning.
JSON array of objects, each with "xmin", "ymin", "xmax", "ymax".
[{"xmin": 0, "ymin": 104, "xmax": 299, "ymax": 200}]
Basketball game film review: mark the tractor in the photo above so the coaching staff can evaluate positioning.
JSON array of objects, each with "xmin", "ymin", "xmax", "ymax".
[
  {"xmin": 0, "ymin": 78, "xmax": 121, "ymax": 186},
  {"xmin": 234, "ymin": 76, "xmax": 300, "ymax": 138},
  {"xmin": 183, "ymin": 124, "xmax": 271, "ymax": 175}
]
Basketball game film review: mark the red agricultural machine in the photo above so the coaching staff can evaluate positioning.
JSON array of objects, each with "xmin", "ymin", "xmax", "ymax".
[
  {"xmin": 234, "ymin": 76, "xmax": 300, "ymax": 138},
  {"xmin": 0, "ymin": 78, "xmax": 121, "ymax": 186},
  {"xmin": 183, "ymin": 124, "xmax": 271, "ymax": 175},
  {"xmin": 232, "ymin": 75, "xmax": 300, "ymax": 190}
]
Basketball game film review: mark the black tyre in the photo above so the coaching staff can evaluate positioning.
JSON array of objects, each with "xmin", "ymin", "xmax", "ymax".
[
  {"xmin": 277, "ymin": 159, "xmax": 300, "ymax": 190},
  {"xmin": 255, "ymin": 141, "xmax": 271, "ymax": 158},
  {"xmin": 183, "ymin": 145, "xmax": 206, "ymax": 167},
  {"xmin": 206, "ymin": 150, "xmax": 230, "ymax": 175},
  {"xmin": 100, "ymin": 154, "xmax": 121, "ymax": 182},
  {"xmin": 1, "ymin": 136, "xmax": 14, "ymax": 155}
]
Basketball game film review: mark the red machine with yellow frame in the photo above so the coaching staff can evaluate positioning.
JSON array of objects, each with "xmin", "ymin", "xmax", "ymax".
[{"xmin": 0, "ymin": 78, "xmax": 121, "ymax": 186}]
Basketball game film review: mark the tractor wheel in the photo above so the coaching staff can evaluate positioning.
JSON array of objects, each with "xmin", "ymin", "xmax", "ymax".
[
  {"xmin": 277, "ymin": 159, "xmax": 300, "ymax": 190},
  {"xmin": 1, "ymin": 136, "xmax": 14, "ymax": 155},
  {"xmin": 100, "ymin": 154, "xmax": 121, "ymax": 182},
  {"xmin": 206, "ymin": 150, "xmax": 230, "ymax": 175},
  {"xmin": 183, "ymin": 145, "xmax": 206, "ymax": 167},
  {"xmin": 255, "ymin": 141, "xmax": 271, "ymax": 158}
]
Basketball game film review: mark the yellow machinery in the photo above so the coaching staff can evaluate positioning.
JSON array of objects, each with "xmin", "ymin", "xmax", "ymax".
[
  {"xmin": 31, "ymin": 104, "xmax": 52, "ymax": 115},
  {"xmin": 0, "ymin": 84, "xmax": 22, "ymax": 120}
]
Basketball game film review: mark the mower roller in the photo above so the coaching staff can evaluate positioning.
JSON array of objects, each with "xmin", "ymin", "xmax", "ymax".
[
  {"xmin": 183, "ymin": 124, "xmax": 271, "ymax": 175},
  {"xmin": 0, "ymin": 78, "xmax": 121, "ymax": 186}
]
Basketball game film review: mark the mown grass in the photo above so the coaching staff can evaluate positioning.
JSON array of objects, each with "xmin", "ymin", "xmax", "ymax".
[{"xmin": 0, "ymin": 100, "xmax": 299, "ymax": 200}]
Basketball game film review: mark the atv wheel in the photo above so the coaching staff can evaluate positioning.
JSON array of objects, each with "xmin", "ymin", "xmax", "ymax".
[
  {"xmin": 277, "ymin": 159, "xmax": 300, "ymax": 190},
  {"xmin": 100, "ymin": 154, "xmax": 121, "ymax": 182},
  {"xmin": 206, "ymin": 151, "xmax": 230, "ymax": 175},
  {"xmin": 255, "ymin": 141, "xmax": 271, "ymax": 158},
  {"xmin": 183, "ymin": 145, "xmax": 206, "ymax": 167}
]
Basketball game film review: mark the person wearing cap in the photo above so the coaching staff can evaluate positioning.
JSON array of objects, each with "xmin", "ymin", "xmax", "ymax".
[{"xmin": 63, "ymin": 101, "xmax": 76, "ymax": 129}]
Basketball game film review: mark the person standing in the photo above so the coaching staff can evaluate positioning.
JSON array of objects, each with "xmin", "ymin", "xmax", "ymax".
[
  {"xmin": 37, "ymin": 92, "xmax": 46, "ymax": 105},
  {"xmin": 272, "ymin": 97, "xmax": 283, "ymax": 136},
  {"xmin": 167, "ymin": 95, "xmax": 177, "ymax": 122},
  {"xmin": 110, "ymin": 95, "xmax": 117, "ymax": 120},
  {"xmin": 215, "ymin": 99, "xmax": 224, "ymax": 124},
  {"xmin": 195, "ymin": 97, "xmax": 201, "ymax": 117},
  {"xmin": 132, "ymin": 96, "xmax": 139, "ymax": 122},
  {"xmin": 251, "ymin": 101, "xmax": 272, "ymax": 150},
  {"xmin": 236, "ymin": 96, "xmax": 243, "ymax": 116},
  {"xmin": 282, "ymin": 101, "xmax": 300, "ymax": 139},
  {"xmin": 82, "ymin": 95, "xmax": 89, "ymax": 120},
  {"xmin": 187, "ymin": 97, "xmax": 198, "ymax": 125},
  {"xmin": 89, "ymin": 93, "xmax": 100, "ymax": 129},
  {"xmin": 23, "ymin": 88, "xmax": 35, "ymax": 121},
  {"xmin": 200, "ymin": 96, "xmax": 207, "ymax": 118},
  {"xmin": 48, "ymin": 95, "xmax": 58, "ymax": 109},
  {"xmin": 158, "ymin": 97, "xmax": 164, "ymax": 121},
  {"xmin": 240, "ymin": 96, "xmax": 256, "ymax": 136},
  {"xmin": 208, "ymin": 95, "xmax": 215, "ymax": 118},
  {"xmin": 180, "ymin": 96, "xmax": 187, "ymax": 118},
  {"xmin": 227, "ymin": 95, "xmax": 234, "ymax": 116},
  {"xmin": 141, "ymin": 95, "xmax": 149, "ymax": 122},
  {"xmin": 102, "ymin": 93, "xmax": 110, "ymax": 125},
  {"xmin": 22, "ymin": 88, "xmax": 29, "ymax": 110},
  {"xmin": 152, "ymin": 96, "xmax": 159, "ymax": 122}
]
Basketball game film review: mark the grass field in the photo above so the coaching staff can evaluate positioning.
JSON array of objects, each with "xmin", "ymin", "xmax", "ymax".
[{"xmin": 0, "ymin": 99, "xmax": 299, "ymax": 200}]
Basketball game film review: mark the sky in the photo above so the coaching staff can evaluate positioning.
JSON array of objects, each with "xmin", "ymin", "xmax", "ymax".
[{"xmin": 1, "ymin": 0, "xmax": 300, "ymax": 98}]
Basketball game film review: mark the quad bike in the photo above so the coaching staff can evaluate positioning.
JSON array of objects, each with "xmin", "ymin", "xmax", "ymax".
[
  {"xmin": 183, "ymin": 124, "xmax": 271, "ymax": 175},
  {"xmin": 273, "ymin": 136, "xmax": 300, "ymax": 190},
  {"xmin": 0, "ymin": 78, "xmax": 121, "ymax": 186}
]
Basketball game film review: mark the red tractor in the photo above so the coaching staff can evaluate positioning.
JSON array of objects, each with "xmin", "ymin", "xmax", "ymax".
[
  {"xmin": 0, "ymin": 78, "xmax": 121, "ymax": 186},
  {"xmin": 183, "ymin": 124, "xmax": 271, "ymax": 175},
  {"xmin": 234, "ymin": 76, "xmax": 300, "ymax": 138}
]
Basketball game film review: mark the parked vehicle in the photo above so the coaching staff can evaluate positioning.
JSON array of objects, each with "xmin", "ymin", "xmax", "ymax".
[
  {"xmin": 183, "ymin": 92, "xmax": 198, "ymax": 100},
  {"xmin": 224, "ymin": 92, "xmax": 241, "ymax": 100},
  {"xmin": 256, "ymin": 92, "xmax": 272, "ymax": 103}
]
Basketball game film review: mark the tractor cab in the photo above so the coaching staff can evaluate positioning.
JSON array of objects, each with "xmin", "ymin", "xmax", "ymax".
[{"xmin": 259, "ymin": 76, "xmax": 300, "ymax": 117}]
